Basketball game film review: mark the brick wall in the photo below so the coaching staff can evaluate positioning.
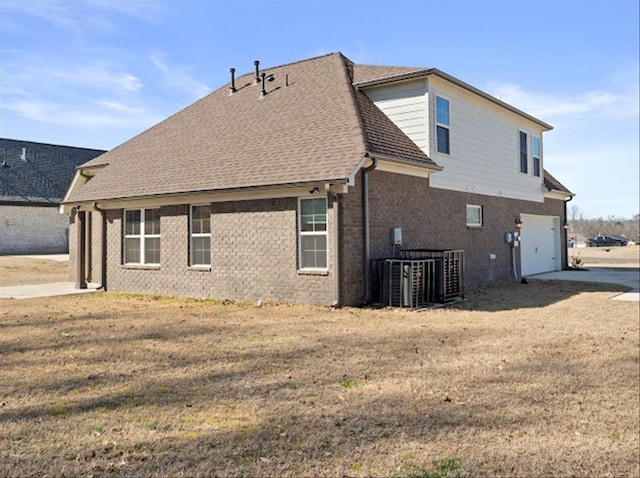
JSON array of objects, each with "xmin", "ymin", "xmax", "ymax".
[
  {"xmin": 68, "ymin": 210, "xmax": 102, "ymax": 284},
  {"xmin": 68, "ymin": 172, "xmax": 565, "ymax": 305},
  {"xmin": 0, "ymin": 205, "xmax": 69, "ymax": 254},
  {"xmin": 363, "ymin": 170, "xmax": 566, "ymax": 285},
  {"xmin": 95, "ymin": 198, "xmax": 336, "ymax": 305}
]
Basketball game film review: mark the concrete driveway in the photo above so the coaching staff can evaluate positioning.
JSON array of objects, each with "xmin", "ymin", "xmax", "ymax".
[
  {"xmin": 0, "ymin": 282, "xmax": 100, "ymax": 299},
  {"xmin": 528, "ymin": 267, "xmax": 640, "ymax": 301}
]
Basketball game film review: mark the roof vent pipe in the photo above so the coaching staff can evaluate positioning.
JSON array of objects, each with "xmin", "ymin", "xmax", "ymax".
[
  {"xmin": 254, "ymin": 60, "xmax": 260, "ymax": 84},
  {"xmin": 260, "ymin": 72, "xmax": 266, "ymax": 97},
  {"xmin": 21, "ymin": 148, "xmax": 27, "ymax": 162},
  {"xmin": 229, "ymin": 68, "xmax": 236, "ymax": 94},
  {"xmin": 285, "ymin": 74, "xmax": 289, "ymax": 87}
]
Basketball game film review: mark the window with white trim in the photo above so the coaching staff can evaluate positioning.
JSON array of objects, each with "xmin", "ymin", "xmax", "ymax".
[
  {"xmin": 298, "ymin": 197, "xmax": 328, "ymax": 270},
  {"xmin": 124, "ymin": 208, "xmax": 161, "ymax": 265},
  {"xmin": 436, "ymin": 96, "xmax": 450, "ymax": 154},
  {"xmin": 466, "ymin": 204, "xmax": 483, "ymax": 228},
  {"xmin": 532, "ymin": 135, "xmax": 541, "ymax": 177},
  {"xmin": 519, "ymin": 130, "xmax": 528, "ymax": 174},
  {"xmin": 190, "ymin": 205, "xmax": 211, "ymax": 266}
]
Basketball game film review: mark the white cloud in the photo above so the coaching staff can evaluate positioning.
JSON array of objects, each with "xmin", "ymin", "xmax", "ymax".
[
  {"xmin": 4, "ymin": 98, "xmax": 162, "ymax": 130},
  {"xmin": 487, "ymin": 83, "xmax": 637, "ymax": 120},
  {"xmin": 1, "ymin": 0, "xmax": 164, "ymax": 34},
  {"xmin": 150, "ymin": 52, "xmax": 211, "ymax": 100}
]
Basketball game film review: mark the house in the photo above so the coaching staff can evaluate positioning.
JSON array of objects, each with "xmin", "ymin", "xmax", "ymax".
[
  {"xmin": 0, "ymin": 139, "xmax": 106, "ymax": 254},
  {"xmin": 62, "ymin": 52, "xmax": 573, "ymax": 305}
]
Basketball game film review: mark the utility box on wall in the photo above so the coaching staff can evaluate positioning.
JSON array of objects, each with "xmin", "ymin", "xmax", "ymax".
[{"xmin": 391, "ymin": 227, "xmax": 403, "ymax": 245}]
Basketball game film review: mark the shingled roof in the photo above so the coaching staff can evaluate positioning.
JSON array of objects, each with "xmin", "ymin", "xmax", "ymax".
[
  {"xmin": 544, "ymin": 169, "xmax": 574, "ymax": 196},
  {"xmin": 67, "ymin": 53, "xmax": 440, "ymax": 204},
  {"xmin": 0, "ymin": 139, "xmax": 106, "ymax": 205}
]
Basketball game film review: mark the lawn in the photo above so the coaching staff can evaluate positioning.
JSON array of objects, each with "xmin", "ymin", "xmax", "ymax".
[{"xmin": 1, "ymin": 280, "xmax": 638, "ymax": 477}]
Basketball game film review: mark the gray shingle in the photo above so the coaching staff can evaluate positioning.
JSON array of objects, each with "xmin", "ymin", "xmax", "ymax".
[{"xmin": 0, "ymin": 139, "xmax": 105, "ymax": 204}]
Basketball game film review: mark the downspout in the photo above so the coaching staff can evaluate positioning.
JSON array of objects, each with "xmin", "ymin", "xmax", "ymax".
[
  {"xmin": 362, "ymin": 155, "xmax": 378, "ymax": 304},
  {"xmin": 563, "ymin": 195, "xmax": 573, "ymax": 270},
  {"xmin": 327, "ymin": 189, "xmax": 341, "ymax": 307},
  {"xmin": 93, "ymin": 202, "xmax": 107, "ymax": 290}
]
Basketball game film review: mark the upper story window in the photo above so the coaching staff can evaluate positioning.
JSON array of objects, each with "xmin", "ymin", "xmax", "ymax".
[
  {"xmin": 190, "ymin": 205, "xmax": 211, "ymax": 266},
  {"xmin": 124, "ymin": 208, "xmax": 161, "ymax": 265},
  {"xmin": 532, "ymin": 136, "xmax": 541, "ymax": 177},
  {"xmin": 436, "ymin": 96, "xmax": 450, "ymax": 154},
  {"xmin": 466, "ymin": 204, "xmax": 483, "ymax": 228},
  {"xmin": 298, "ymin": 197, "xmax": 328, "ymax": 270},
  {"xmin": 519, "ymin": 131, "xmax": 528, "ymax": 174}
]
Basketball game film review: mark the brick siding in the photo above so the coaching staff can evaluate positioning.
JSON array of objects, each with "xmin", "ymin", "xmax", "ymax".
[
  {"xmin": 363, "ymin": 170, "xmax": 566, "ymax": 286},
  {"xmin": 68, "ymin": 171, "xmax": 566, "ymax": 305},
  {"xmin": 0, "ymin": 205, "xmax": 69, "ymax": 254},
  {"xmin": 76, "ymin": 199, "xmax": 337, "ymax": 304}
]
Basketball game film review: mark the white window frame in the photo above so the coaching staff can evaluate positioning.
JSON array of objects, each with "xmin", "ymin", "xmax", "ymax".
[
  {"xmin": 298, "ymin": 197, "xmax": 328, "ymax": 271},
  {"xmin": 435, "ymin": 95, "xmax": 450, "ymax": 155},
  {"xmin": 466, "ymin": 204, "xmax": 483, "ymax": 228},
  {"xmin": 532, "ymin": 135, "xmax": 541, "ymax": 177},
  {"xmin": 518, "ymin": 130, "xmax": 529, "ymax": 174},
  {"xmin": 190, "ymin": 205, "xmax": 211, "ymax": 267},
  {"xmin": 124, "ymin": 208, "xmax": 161, "ymax": 265}
]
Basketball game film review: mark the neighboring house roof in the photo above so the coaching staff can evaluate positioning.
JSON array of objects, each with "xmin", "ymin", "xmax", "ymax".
[
  {"xmin": 543, "ymin": 169, "xmax": 574, "ymax": 196},
  {"xmin": 66, "ymin": 53, "xmax": 440, "ymax": 204},
  {"xmin": 0, "ymin": 138, "xmax": 106, "ymax": 205}
]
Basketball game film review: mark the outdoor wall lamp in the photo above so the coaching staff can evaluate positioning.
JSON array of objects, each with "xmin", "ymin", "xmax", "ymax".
[
  {"xmin": 562, "ymin": 221, "xmax": 569, "ymax": 229},
  {"xmin": 515, "ymin": 216, "xmax": 523, "ymax": 229}
]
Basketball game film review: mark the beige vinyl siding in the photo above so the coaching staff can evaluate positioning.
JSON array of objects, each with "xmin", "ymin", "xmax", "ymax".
[
  {"xmin": 364, "ymin": 79, "xmax": 429, "ymax": 151},
  {"xmin": 362, "ymin": 75, "xmax": 547, "ymax": 203},
  {"xmin": 426, "ymin": 75, "xmax": 546, "ymax": 202}
]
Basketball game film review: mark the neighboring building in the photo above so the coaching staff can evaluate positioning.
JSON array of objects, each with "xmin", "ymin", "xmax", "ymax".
[
  {"xmin": 62, "ymin": 52, "xmax": 573, "ymax": 305},
  {"xmin": 0, "ymin": 139, "xmax": 106, "ymax": 254}
]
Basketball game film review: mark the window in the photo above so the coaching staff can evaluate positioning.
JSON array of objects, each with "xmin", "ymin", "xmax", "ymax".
[
  {"xmin": 519, "ymin": 131, "xmax": 528, "ymax": 174},
  {"xmin": 532, "ymin": 136, "xmax": 541, "ymax": 177},
  {"xmin": 466, "ymin": 205, "xmax": 483, "ymax": 227},
  {"xmin": 298, "ymin": 197, "xmax": 328, "ymax": 270},
  {"xmin": 190, "ymin": 205, "xmax": 211, "ymax": 266},
  {"xmin": 436, "ymin": 96, "xmax": 450, "ymax": 154},
  {"xmin": 124, "ymin": 208, "xmax": 160, "ymax": 265}
]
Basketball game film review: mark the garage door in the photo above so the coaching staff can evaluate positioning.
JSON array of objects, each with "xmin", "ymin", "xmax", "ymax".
[{"xmin": 520, "ymin": 214, "xmax": 561, "ymax": 276}]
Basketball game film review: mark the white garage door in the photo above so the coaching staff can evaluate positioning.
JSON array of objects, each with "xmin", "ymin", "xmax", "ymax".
[{"xmin": 520, "ymin": 214, "xmax": 561, "ymax": 276}]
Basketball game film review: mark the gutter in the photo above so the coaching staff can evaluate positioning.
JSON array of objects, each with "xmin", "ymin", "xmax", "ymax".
[{"xmin": 362, "ymin": 155, "xmax": 378, "ymax": 304}]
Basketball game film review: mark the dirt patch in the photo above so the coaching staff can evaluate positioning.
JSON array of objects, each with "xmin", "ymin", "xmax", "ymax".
[
  {"xmin": 568, "ymin": 245, "xmax": 640, "ymax": 269},
  {"xmin": 0, "ymin": 282, "xmax": 638, "ymax": 477},
  {"xmin": 0, "ymin": 256, "xmax": 69, "ymax": 287}
]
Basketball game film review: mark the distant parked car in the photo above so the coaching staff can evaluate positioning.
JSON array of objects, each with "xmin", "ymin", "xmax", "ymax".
[{"xmin": 586, "ymin": 235, "xmax": 629, "ymax": 247}]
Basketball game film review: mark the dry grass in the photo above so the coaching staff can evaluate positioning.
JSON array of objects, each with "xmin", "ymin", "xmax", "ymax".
[
  {"xmin": 0, "ymin": 256, "xmax": 69, "ymax": 287},
  {"xmin": 568, "ymin": 245, "xmax": 640, "ymax": 269},
  {"xmin": 1, "ymin": 280, "xmax": 638, "ymax": 477}
]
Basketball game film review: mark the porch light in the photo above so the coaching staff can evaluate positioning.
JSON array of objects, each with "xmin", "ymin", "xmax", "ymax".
[
  {"xmin": 515, "ymin": 216, "xmax": 523, "ymax": 229},
  {"xmin": 562, "ymin": 220, "xmax": 569, "ymax": 229}
]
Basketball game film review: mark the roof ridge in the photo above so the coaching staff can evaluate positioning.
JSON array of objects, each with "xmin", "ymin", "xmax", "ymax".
[{"xmin": 232, "ymin": 51, "xmax": 342, "ymax": 79}]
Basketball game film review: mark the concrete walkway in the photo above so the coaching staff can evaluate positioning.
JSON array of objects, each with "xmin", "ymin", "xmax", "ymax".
[
  {"xmin": 528, "ymin": 268, "xmax": 640, "ymax": 302},
  {"xmin": 0, "ymin": 282, "xmax": 100, "ymax": 299}
]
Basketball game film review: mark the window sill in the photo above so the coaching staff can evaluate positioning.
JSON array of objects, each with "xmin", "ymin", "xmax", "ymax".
[
  {"xmin": 297, "ymin": 269, "xmax": 329, "ymax": 276},
  {"xmin": 467, "ymin": 225, "xmax": 483, "ymax": 230},
  {"xmin": 121, "ymin": 264, "xmax": 160, "ymax": 270},
  {"xmin": 189, "ymin": 265, "xmax": 211, "ymax": 272}
]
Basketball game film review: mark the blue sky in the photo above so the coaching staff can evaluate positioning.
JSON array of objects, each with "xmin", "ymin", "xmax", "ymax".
[{"xmin": 1, "ymin": 0, "xmax": 638, "ymax": 218}]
